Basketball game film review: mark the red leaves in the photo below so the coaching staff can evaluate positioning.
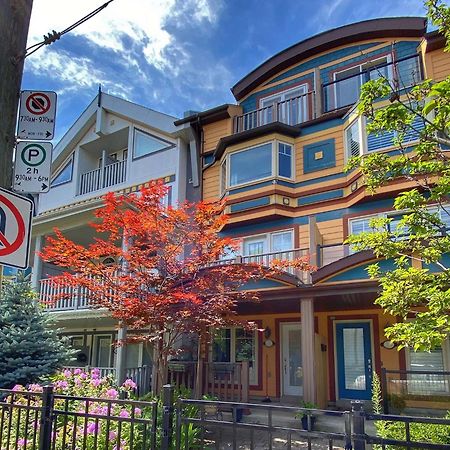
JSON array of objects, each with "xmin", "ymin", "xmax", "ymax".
[{"xmin": 41, "ymin": 184, "xmax": 313, "ymax": 338}]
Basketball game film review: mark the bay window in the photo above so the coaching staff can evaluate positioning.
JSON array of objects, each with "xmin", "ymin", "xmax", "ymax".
[
  {"xmin": 227, "ymin": 141, "xmax": 293, "ymax": 189},
  {"xmin": 212, "ymin": 328, "xmax": 258, "ymax": 385}
]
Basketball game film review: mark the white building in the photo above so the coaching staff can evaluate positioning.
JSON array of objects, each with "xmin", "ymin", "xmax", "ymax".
[{"xmin": 30, "ymin": 92, "xmax": 200, "ymax": 383}]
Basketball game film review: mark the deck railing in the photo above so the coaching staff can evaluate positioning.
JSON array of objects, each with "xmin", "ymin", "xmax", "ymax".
[
  {"xmin": 233, "ymin": 91, "xmax": 315, "ymax": 133},
  {"xmin": 381, "ymin": 368, "xmax": 450, "ymax": 413},
  {"xmin": 322, "ymin": 53, "xmax": 423, "ymax": 112},
  {"xmin": 317, "ymin": 242, "xmax": 350, "ymax": 267},
  {"xmin": 79, "ymin": 159, "xmax": 127, "ymax": 195}
]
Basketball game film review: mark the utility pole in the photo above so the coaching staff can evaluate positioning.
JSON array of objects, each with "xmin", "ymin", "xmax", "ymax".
[{"xmin": 0, "ymin": 0, "xmax": 33, "ymax": 190}]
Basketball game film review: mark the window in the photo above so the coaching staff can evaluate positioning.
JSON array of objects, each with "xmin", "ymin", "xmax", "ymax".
[
  {"xmin": 212, "ymin": 328, "xmax": 258, "ymax": 385},
  {"xmin": 334, "ymin": 56, "xmax": 391, "ymax": 109},
  {"xmin": 98, "ymin": 153, "xmax": 118, "ymax": 168},
  {"xmin": 94, "ymin": 336, "xmax": 112, "ymax": 367},
  {"xmin": 51, "ymin": 156, "xmax": 73, "ymax": 187},
  {"xmin": 227, "ymin": 141, "xmax": 293, "ymax": 188},
  {"xmin": 345, "ymin": 120, "xmax": 362, "ymax": 159},
  {"xmin": 346, "ymin": 114, "xmax": 425, "ymax": 160},
  {"xmin": 407, "ymin": 342, "xmax": 449, "ymax": 394},
  {"xmin": 229, "ymin": 143, "xmax": 272, "ymax": 187},
  {"xmin": 278, "ymin": 143, "xmax": 292, "ymax": 178},
  {"xmin": 260, "ymin": 84, "xmax": 309, "ymax": 125},
  {"xmin": 133, "ymin": 129, "xmax": 174, "ymax": 159}
]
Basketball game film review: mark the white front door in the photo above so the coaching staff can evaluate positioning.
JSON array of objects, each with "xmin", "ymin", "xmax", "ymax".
[{"xmin": 281, "ymin": 322, "xmax": 303, "ymax": 396}]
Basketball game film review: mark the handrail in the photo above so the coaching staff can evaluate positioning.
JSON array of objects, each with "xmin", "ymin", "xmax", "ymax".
[{"xmin": 79, "ymin": 158, "xmax": 127, "ymax": 195}]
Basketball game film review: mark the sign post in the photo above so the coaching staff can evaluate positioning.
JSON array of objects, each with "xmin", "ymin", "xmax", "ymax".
[
  {"xmin": 14, "ymin": 142, "xmax": 52, "ymax": 193},
  {"xmin": 0, "ymin": 188, "xmax": 33, "ymax": 269},
  {"xmin": 17, "ymin": 90, "xmax": 57, "ymax": 140}
]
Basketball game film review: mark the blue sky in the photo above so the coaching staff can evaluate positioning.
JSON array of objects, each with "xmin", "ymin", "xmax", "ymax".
[{"xmin": 23, "ymin": 0, "xmax": 428, "ymax": 142}]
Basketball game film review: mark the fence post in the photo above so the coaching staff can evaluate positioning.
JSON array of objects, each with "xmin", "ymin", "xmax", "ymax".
[
  {"xmin": 39, "ymin": 385, "xmax": 54, "ymax": 450},
  {"xmin": 381, "ymin": 367, "xmax": 389, "ymax": 414},
  {"xmin": 161, "ymin": 384, "xmax": 174, "ymax": 450},
  {"xmin": 351, "ymin": 400, "xmax": 366, "ymax": 450}
]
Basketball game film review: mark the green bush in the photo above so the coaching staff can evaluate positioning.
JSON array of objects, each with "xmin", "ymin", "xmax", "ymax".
[{"xmin": 372, "ymin": 373, "xmax": 450, "ymax": 449}]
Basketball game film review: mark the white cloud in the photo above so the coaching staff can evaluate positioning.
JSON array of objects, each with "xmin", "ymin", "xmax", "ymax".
[{"xmin": 26, "ymin": 0, "xmax": 223, "ymax": 92}]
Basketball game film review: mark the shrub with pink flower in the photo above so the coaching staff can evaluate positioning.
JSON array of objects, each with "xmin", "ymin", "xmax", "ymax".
[{"xmin": 2, "ymin": 368, "xmax": 153, "ymax": 450}]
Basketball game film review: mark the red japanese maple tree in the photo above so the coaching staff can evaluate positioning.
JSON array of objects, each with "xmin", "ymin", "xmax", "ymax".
[{"xmin": 41, "ymin": 183, "xmax": 311, "ymax": 390}]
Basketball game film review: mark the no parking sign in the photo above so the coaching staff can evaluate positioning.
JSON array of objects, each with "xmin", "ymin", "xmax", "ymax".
[
  {"xmin": 0, "ymin": 188, "xmax": 33, "ymax": 269},
  {"xmin": 17, "ymin": 90, "xmax": 57, "ymax": 140}
]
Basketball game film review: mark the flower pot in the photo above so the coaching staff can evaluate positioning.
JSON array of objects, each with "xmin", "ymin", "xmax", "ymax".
[{"xmin": 301, "ymin": 415, "xmax": 316, "ymax": 430}]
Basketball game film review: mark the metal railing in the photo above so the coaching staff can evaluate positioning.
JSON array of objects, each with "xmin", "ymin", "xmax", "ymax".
[
  {"xmin": 322, "ymin": 53, "xmax": 423, "ymax": 112},
  {"xmin": 79, "ymin": 159, "xmax": 127, "ymax": 195},
  {"xmin": 0, "ymin": 386, "xmax": 158, "ymax": 450},
  {"xmin": 63, "ymin": 365, "xmax": 153, "ymax": 397},
  {"xmin": 317, "ymin": 242, "xmax": 350, "ymax": 267},
  {"xmin": 211, "ymin": 248, "xmax": 310, "ymax": 283},
  {"xmin": 233, "ymin": 91, "xmax": 315, "ymax": 133},
  {"xmin": 381, "ymin": 368, "xmax": 450, "ymax": 414}
]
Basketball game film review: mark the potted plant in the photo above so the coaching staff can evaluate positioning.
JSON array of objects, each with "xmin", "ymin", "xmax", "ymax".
[{"xmin": 295, "ymin": 401, "xmax": 318, "ymax": 430}]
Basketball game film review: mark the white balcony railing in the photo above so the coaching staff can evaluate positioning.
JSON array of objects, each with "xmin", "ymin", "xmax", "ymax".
[
  {"xmin": 233, "ymin": 91, "xmax": 315, "ymax": 134},
  {"xmin": 39, "ymin": 278, "xmax": 92, "ymax": 311},
  {"xmin": 79, "ymin": 159, "xmax": 127, "ymax": 196}
]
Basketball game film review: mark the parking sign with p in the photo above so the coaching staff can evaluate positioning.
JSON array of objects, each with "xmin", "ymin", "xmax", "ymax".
[{"xmin": 14, "ymin": 142, "xmax": 52, "ymax": 194}]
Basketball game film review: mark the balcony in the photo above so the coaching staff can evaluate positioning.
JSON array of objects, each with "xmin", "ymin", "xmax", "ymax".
[
  {"xmin": 79, "ymin": 159, "xmax": 127, "ymax": 196},
  {"xmin": 233, "ymin": 91, "xmax": 316, "ymax": 134},
  {"xmin": 39, "ymin": 278, "xmax": 94, "ymax": 311},
  {"xmin": 322, "ymin": 54, "xmax": 423, "ymax": 113}
]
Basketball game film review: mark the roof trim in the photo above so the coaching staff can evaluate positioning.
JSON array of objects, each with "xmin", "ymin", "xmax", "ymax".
[
  {"xmin": 213, "ymin": 122, "xmax": 301, "ymax": 160},
  {"xmin": 425, "ymin": 30, "xmax": 446, "ymax": 52},
  {"xmin": 232, "ymin": 17, "xmax": 427, "ymax": 101},
  {"xmin": 174, "ymin": 104, "xmax": 234, "ymax": 126}
]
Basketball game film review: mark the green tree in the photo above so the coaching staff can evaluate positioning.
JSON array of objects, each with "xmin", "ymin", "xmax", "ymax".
[
  {"xmin": 346, "ymin": 0, "xmax": 450, "ymax": 351},
  {"xmin": 0, "ymin": 277, "xmax": 73, "ymax": 388}
]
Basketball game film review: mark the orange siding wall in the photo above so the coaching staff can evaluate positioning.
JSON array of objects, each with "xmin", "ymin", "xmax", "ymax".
[
  {"xmin": 426, "ymin": 49, "xmax": 450, "ymax": 81},
  {"xmin": 203, "ymin": 119, "xmax": 233, "ymax": 154},
  {"xmin": 203, "ymin": 164, "xmax": 220, "ymax": 201}
]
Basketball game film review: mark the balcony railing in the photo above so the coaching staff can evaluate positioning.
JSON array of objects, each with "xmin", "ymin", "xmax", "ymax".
[
  {"xmin": 322, "ymin": 54, "xmax": 423, "ymax": 113},
  {"xmin": 79, "ymin": 159, "xmax": 127, "ymax": 196},
  {"xmin": 40, "ymin": 278, "xmax": 92, "ymax": 311},
  {"xmin": 233, "ymin": 91, "xmax": 315, "ymax": 134},
  {"xmin": 317, "ymin": 243, "xmax": 350, "ymax": 267}
]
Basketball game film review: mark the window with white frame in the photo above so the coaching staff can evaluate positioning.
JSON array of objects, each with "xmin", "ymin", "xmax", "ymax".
[
  {"xmin": 406, "ymin": 340, "xmax": 449, "ymax": 394},
  {"xmin": 349, "ymin": 205, "xmax": 450, "ymax": 251},
  {"xmin": 133, "ymin": 129, "xmax": 174, "ymax": 159},
  {"xmin": 345, "ymin": 114, "xmax": 425, "ymax": 160},
  {"xmin": 227, "ymin": 141, "xmax": 293, "ymax": 188},
  {"xmin": 260, "ymin": 84, "xmax": 309, "ymax": 125},
  {"xmin": 51, "ymin": 155, "xmax": 74, "ymax": 187},
  {"xmin": 212, "ymin": 328, "xmax": 259, "ymax": 385}
]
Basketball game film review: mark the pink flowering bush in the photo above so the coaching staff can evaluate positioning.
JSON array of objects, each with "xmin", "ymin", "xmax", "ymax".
[{"xmin": 1, "ymin": 369, "xmax": 152, "ymax": 450}]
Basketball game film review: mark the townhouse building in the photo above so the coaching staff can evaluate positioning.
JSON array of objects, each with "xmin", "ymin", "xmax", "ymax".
[
  {"xmin": 31, "ymin": 92, "xmax": 201, "ymax": 383},
  {"xmin": 177, "ymin": 17, "xmax": 450, "ymax": 408}
]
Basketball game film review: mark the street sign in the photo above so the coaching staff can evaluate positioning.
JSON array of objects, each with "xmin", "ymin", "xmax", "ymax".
[
  {"xmin": 13, "ymin": 142, "xmax": 52, "ymax": 193},
  {"xmin": 17, "ymin": 90, "xmax": 57, "ymax": 140},
  {"xmin": 0, "ymin": 188, "xmax": 33, "ymax": 269}
]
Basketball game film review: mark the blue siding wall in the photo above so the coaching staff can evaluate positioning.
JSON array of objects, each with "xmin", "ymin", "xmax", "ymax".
[
  {"xmin": 303, "ymin": 139, "xmax": 336, "ymax": 173},
  {"xmin": 240, "ymin": 40, "xmax": 419, "ymax": 114}
]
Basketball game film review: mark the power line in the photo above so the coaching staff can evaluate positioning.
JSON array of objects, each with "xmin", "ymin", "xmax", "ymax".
[{"xmin": 18, "ymin": 0, "xmax": 115, "ymax": 61}]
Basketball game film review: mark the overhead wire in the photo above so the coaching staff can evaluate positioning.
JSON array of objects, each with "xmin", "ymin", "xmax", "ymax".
[{"xmin": 20, "ymin": 0, "xmax": 115, "ymax": 60}]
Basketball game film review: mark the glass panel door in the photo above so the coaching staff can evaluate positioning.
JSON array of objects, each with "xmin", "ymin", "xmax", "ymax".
[
  {"xmin": 281, "ymin": 323, "xmax": 303, "ymax": 396},
  {"xmin": 335, "ymin": 322, "xmax": 373, "ymax": 400},
  {"xmin": 95, "ymin": 336, "xmax": 112, "ymax": 368},
  {"xmin": 334, "ymin": 66, "xmax": 361, "ymax": 109},
  {"xmin": 243, "ymin": 236, "xmax": 267, "ymax": 264},
  {"xmin": 261, "ymin": 96, "xmax": 282, "ymax": 125}
]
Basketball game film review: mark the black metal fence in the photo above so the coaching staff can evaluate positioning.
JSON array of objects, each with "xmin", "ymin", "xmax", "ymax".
[{"xmin": 1, "ymin": 384, "xmax": 450, "ymax": 449}]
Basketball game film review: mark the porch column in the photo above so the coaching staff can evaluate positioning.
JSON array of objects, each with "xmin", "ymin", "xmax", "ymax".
[
  {"xmin": 301, "ymin": 297, "xmax": 316, "ymax": 403},
  {"xmin": 116, "ymin": 324, "xmax": 127, "ymax": 385},
  {"xmin": 31, "ymin": 235, "xmax": 43, "ymax": 292}
]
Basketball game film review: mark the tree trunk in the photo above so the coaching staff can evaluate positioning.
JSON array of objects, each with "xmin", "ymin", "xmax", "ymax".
[{"xmin": 0, "ymin": 0, "xmax": 33, "ymax": 189}]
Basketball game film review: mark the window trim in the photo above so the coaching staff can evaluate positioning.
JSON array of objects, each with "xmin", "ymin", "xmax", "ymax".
[
  {"xmin": 242, "ymin": 229, "xmax": 295, "ymax": 256},
  {"xmin": 132, "ymin": 128, "xmax": 175, "ymax": 161},
  {"xmin": 211, "ymin": 327, "xmax": 260, "ymax": 386},
  {"xmin": 259, "ymin": 84, "xmax": 309, "ymax": 108},
  {"xmin": 51, "ymin": 154, "xmax": 74, "ymax": 187},
  {"xmin": 225, "ymin": 140, "xmax": 294, "ymax": 190}
]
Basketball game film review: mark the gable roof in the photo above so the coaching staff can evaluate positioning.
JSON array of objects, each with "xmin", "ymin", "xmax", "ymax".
[
  {"xmin": 231, "ymin": 17, "xmax": 427, "ymax": 101},
  {"xmin": 52, "ymin": 93, "xmax": 179, "ymax": 169}
]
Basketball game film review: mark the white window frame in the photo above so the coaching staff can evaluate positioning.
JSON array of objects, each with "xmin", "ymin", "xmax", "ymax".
[
  {"xmin": 211, "ymin": 327, "xmax": 259, "ymax": 386},
  {"xmin": 348, "ymin": 204, "xmax": 450, "ymax": 249},
  {"xmin": 241, "ymin": 229, "xmax": 294, "ymax": 256},
  {"xmin": 51, "ymin": 154, "xmax": 74, "ymax": 187},
  {"xmin": 225, "ymin": 140, "xmax": 294, "ymax": 189}
]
